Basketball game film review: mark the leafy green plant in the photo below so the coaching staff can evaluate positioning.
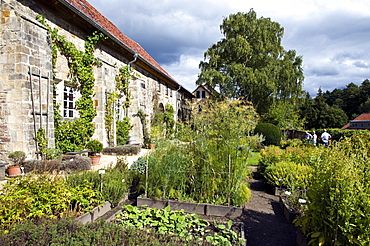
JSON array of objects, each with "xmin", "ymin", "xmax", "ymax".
[
  {"xmin": 254, "ymin": 123, "xmax": 282, "ymax": 146},
  {"xmin": 0, "ymin": 217, "xmax": 203, "ymax": 245},
  {"xmin": 37, "ymin": 15, "xmax": 106, "ymax": 153},
  {"xmin": 0, "ymin": 174, "xmax": 103, "ymax": 231},
  {"xmin": 130, "ymin": 156, "xmax": 147, "ymax": 175},
  {"xmin": 86, "ymin": 139, "xmax": 103, "ymax": 155},
  {"xmin": 113, "ymin": 205, "xmax": 245, "ymax": 245},
  {"xmin": 264, "ymin": 160, "xmax": 312, "ymax": 189},
  {"xmin": 66, "ymin": 168, "xmax": 129, "ymax": 206},
  {"xmin": 145, "ymin": 100, "xmax": 258, "ymax": 206},
  {"xmin": 296, "ymin": 134, "xmax": 370, "ymax": 245},
  {"xmin": 7, "ymin": 151, "xmax": 26, "ymax": 166},
  {"xmin": 34, "ymin": 127, "xmax": 48, "ymax": 158},
  {"xmin": 116, "ymin": 117, "xmax": 133, "ymax": 145},
  {"xmin": 44, "ymin": 148, "xmax": 63, "ymax": 160}
]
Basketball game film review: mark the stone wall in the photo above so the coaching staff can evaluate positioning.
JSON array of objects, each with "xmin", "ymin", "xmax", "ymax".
[
  {"xmin": 0, "ymin": 0, "xmax": 188, "ymax": 161},
  {"xmin": 0, "ymin": 0, "xmax": 54, "ymax": 160}
]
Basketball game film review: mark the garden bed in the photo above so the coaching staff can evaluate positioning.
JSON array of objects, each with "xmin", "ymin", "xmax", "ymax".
[
  {"xmin": 279, "ymin": 196, "xmax": 301, "ymax": 224},
  {"xmin": 136, "ymin": 197, "xmax": 243, "ymax": 218}
]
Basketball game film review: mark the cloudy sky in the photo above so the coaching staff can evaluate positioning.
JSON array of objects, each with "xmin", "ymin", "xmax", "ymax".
[{"xmin": 88, "ymin": 0, "xmax": 370, "ymax": 96}]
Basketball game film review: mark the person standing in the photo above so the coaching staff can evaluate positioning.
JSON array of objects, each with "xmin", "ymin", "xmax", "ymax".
[
  {"xmin": 321, "ymin": 129, "xmax": 331, "ymax": 147},
  {"xmin": 304, "ymin": 131, "xmax": 313, "ymax": 144},
  {"xmin": 312, "ymin": 131, "xmax": 318, "ymax": 146}
]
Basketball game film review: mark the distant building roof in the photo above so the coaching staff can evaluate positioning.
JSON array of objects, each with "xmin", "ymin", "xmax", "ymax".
[{"xmin": 341, "ymin": 113, "xmax": 370, "ymax": 130}]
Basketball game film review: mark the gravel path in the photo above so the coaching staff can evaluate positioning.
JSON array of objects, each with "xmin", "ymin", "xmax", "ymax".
[{"xmin": 241, "ymin": 166, "xmax": 297, "ymax": 246}]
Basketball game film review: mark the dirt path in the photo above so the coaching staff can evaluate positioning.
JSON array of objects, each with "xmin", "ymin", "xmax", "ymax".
[{"xmin": 241, "ymin": 166, "xmax": 297, "ymax": 246}]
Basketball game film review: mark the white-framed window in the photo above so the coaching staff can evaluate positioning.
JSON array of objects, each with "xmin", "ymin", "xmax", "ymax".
[{"xmin": 63, "ymin": 86, "xmax": 75, "ymax": 118}]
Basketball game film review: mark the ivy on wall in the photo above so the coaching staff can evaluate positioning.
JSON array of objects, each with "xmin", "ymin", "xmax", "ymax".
[
  {"xmin": 105, "ymin": 66, "xmax": 134, "ymax": 147},
  {"xmin": 37, "ymin": 15, "xmax": 106, "ymax": 152}
]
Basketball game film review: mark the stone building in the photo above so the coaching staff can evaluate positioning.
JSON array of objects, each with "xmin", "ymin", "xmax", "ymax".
[{"xmin": 0, "ymin": 0, "xmax": 193, "ymax": 160}]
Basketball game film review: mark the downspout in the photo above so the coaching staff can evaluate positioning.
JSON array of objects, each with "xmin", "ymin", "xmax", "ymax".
[
  {"xmin": 128, "ymin": 52, "xmax": 138, "ymax": 72},
  {"xmin": 176, "ymin": 86, "xmax": 181, "ymax": 121}
]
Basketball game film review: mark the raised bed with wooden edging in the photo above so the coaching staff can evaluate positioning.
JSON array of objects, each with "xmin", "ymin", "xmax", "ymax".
[{"xmin": 137, "ymin": 197, "xmax": 243, "ymax": 218}]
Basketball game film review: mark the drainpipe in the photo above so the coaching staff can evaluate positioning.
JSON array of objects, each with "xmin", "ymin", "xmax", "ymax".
[
  {"xmin": 128, "ymin": 52, "xmax": 138, "ymax": 72},
  {"xmin": 176, "ymin": 86, "xmax": 181, "ymax": 121},
  {"xmin": 125, "ymin": 52, "xmax": 138, "ymax": 118}
]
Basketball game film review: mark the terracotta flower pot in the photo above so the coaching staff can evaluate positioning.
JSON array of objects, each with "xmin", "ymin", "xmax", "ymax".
[
  {"xmin": 7, "ymin": 165, "xmax": 22, "ymax": 177},
  {"xmin": 89, "ymin": 155, "xmax": 101, "ymax": 165}
]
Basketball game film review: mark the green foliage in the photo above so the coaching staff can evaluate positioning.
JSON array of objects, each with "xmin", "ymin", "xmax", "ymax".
[
  {"xmin": 130, "ymin": 156, "xmax": 147, "ymax": 175},
  {"xmin": 0, "ymin": 174, "xmax": 103, "ymax": 231},
  {"xmin": 116, "ymin": 117, "xmax": 133, "ymax": 145},
  {"xmin": 301, "ymin": 88, "xmax": 349, "ymax": 129},
  {"xmin": 254, "ymin": 123, "xmax": 282, "ymax": 146},
  {"xmin": 34, "ymin": 127, "xmax": 48, "ymax": 158},
  {"xmin": 43, "ymin": 148, "xmax": 63, "ymax": 160},
  {"xmin": 197, "ymin": 9, "xmax": 304, "ymax": 116},
  {"xmin": 86, "ymin": 139, "xmax": 103, "ymax": 154},
  {"xmin": 7, "ymin": 151, "xmax": 26, "ymax": 166},
  {"xmin": 37, "ymin": 15, "xmax": 106, "ymax": 153},
  {"xmin": 323, "ymin": 79, "xmax": 370, "ymax": 119},
  {"xmin": 0, "ymin": 217, "xmax": 201, "ymax": 246},
  {"xmin": 316, "ymin": 128, "xmax": 370, "ymax": 142},
  {"xmin": 113, "ymin": 205, "xmax": 245, "ymax": 245},
  {"xmin": 264, "ymin": 160, "xmax": 312, "ymax": 189},
  {"xmin": 134, "ymin": 110, "xmax": 150, "ymax": 147},
  {"xmin": 151, "ymin": 103, "xmax": 175, "ymax": 140},
  {"xmin": 145, "ymin": 100, "xmax": 258, "ymax": 206},
  {"xmin": 296, "ymin": 134, "xmax": 370, "ymax": 245},
  {"xmin": 66, "ymin": 168, "xmax": 129, "ymax": 206}
]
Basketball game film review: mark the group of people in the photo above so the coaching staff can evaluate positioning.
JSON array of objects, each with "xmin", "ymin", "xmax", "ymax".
[{"xmin": 304, "ymin": 129, "xmax": 331, "ymax": 147}]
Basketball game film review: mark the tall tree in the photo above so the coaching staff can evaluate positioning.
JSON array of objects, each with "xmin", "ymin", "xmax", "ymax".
[{"xmin": 197, "ymin": 9, "xmax": 304, "ymax": 117}]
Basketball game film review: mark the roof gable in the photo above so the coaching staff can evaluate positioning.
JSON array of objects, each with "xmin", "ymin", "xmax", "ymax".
[
  {"xmin": 61, "ymin": 0, "xmax": 173, "ymax": 80},
  {"xmin": 351, "ymin": 113, "xmax": 370, "ymax": 121}
]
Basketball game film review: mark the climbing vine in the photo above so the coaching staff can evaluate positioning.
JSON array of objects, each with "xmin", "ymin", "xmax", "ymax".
[
  {"xmin": 34, "ymin": 127, "xmax": 48, "ymax": 158},
  {"xmin": 104, "ymin": 66, "xmax": 133, "ymax": 146},
  {"xmin": 37, "ymin": 15, "xmax": 106, "ymax": 152},
  {"xmin": 151, "ymin": 103, "xmax": 175, "ymax": 139}
]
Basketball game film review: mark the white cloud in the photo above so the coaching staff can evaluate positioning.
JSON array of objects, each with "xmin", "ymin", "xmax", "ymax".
[{"xmin": 89, "ymin": 0, "xmax": 370, "ymax": 96}]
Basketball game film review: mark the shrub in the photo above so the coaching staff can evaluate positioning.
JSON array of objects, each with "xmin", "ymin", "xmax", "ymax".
[
  {"xmin": 66, "ymin": 168, "xmax": 129, "ymax": 206},
  {"xmin": 103, "ymin": 145, "xmax": 141, "ymax": 156},
  {"xmin": 296, "ymin": 134, "xmax": 370, "ymax": 245},
  {"xmin": 264, "ymin": 161, "xmax": 312, "ymax": 189},
  {"xmin": 44, "ymin": 148, "xmax": 63, "ymax": 160},
  {"xmin": 86, "ymin": 140, "xmax": 103, "ymax": 155},
  {"xmin": 0, "ymin": 217, "xmax": 201, "ymax": 246},
  {"xmin": 116, "ymin": 117, "xmax": 133, "ymax": 146},
  {"xmin": 0, "ymin": 174, "xmax": 103, "ymax": 231},
  {"xmin": 130, "ymin": 156, "xmax": 147, "ymax": 174},
  {"xmin": 8, "ymin": 151, "xmax": 26, "ymax": 166},
  {"xmin": 254, "ymin": 123, "xmax": 281, "ymax": 146},
  {"xmin": 22, "ymin": 155, "xmax": 91, "ymax": 174}
]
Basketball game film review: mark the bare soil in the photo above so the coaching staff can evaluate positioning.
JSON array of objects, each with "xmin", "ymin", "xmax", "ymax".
[{"xmin": 241, "ymin": 166, "xmax": 297, "ymax": 246}]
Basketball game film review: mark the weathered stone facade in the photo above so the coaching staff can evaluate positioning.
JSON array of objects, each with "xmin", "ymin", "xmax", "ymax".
[{"xmin": 0, "ymin": 0, "xmax": 193, "ymax": 161}]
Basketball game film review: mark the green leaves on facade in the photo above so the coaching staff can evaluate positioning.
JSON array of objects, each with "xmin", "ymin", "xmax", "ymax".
[{"xmin": 37, "ymin": 15, "xmax": 106, "ymax": 152}]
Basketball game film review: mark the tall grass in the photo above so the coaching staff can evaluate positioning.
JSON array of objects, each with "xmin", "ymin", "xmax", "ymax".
[{"xmin": 143, "ymin": 100, "xmax": 259, "ymax": 206}]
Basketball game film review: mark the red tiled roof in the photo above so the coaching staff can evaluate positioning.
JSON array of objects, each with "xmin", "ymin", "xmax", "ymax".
[
  {"xmin": 352, "ymin": 113, "xmax": 370, "ymax": 121},
  {"xmin": 341, "ymin": 123, "xmax": 350, "ymax": 130},
  {"xmin": 61, "ymin": 0, "xmax": 174, "ymax": 81}
]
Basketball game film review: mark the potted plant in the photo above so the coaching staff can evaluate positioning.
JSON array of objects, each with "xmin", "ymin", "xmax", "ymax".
[
  {"xmin": 7, "ymin": 151, "xmax": 26, "ymax": 177},
  {"xmin": 86, "ymin": 140, "xmax": 103, "ymax": 165}
]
